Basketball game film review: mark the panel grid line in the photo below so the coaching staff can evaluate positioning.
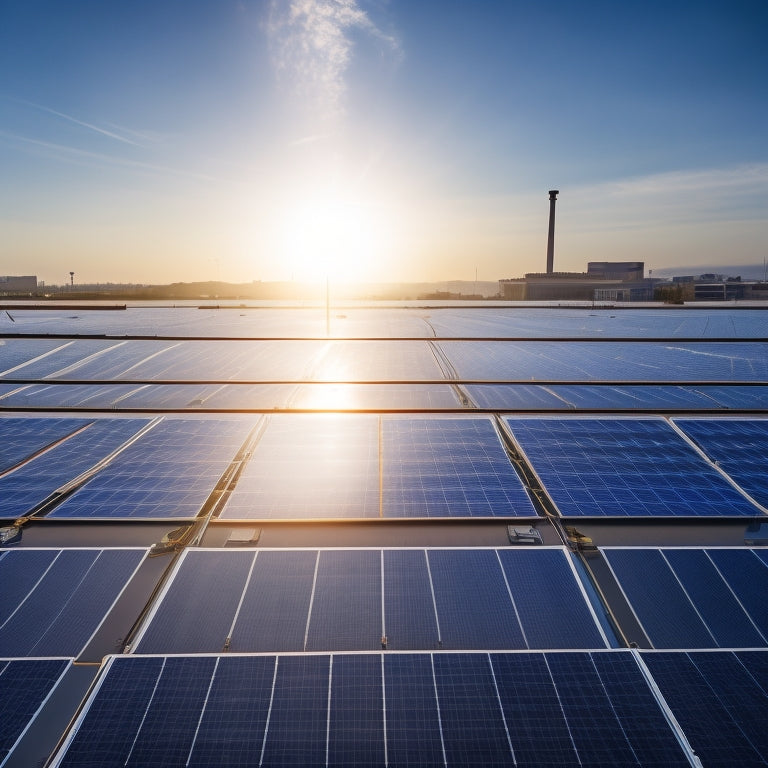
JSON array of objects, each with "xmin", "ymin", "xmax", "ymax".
[
  {"xmin": 0, "ymin": 550, "xmax": 62, "ymax": 633},
  {"xmin": 494, "ymin": 549, "xmax": 529, "ymax": 649},
  {"xmin": 325, "ymin": 655, "xmax": 333, "ymax": 768},
  {"xmin": 226, "ymin": 551, "xmax": 259, "ymax": 643},
  {"xmin": 184, "ymin": 656, "xmax": 220, "ymax": 767},
  {"xmin": 486, "ymin": 653, "xmax": 518, "ymax": 765},
  {"xmin": 303, "ymin": 551, "xmax": 321, "ymax": 651},
  {"xmin": 123, "ymin": 657, "xmax": 166, "ymax": 767},
  {"xmin": 258, "ymin": 656, "xmax": 279, "ymax": 768},
  {"xmin": 657, "ymin": 550, "xmax": 719, "ymax": 647},
  {"xmin": 542, "ymin": 654, "xmax": 583, "ymax": 766},
  {"xmin": 424, "ymin": 551, "xmax": 442, "ymax": 646},
  {"xmin": 429, "ymin": 654, "xmax": 448, "ymax": 768}
]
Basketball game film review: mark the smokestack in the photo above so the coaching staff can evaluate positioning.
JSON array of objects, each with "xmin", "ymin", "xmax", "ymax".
[{"xmin": 546, "ymin": 190, "xmax": 559, "ymax": 274}]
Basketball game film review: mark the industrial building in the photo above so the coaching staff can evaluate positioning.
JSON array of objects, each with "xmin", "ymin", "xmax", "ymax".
[{"xmin": 0, "ymin": 275, "xmax": 37, "ymax": 293}]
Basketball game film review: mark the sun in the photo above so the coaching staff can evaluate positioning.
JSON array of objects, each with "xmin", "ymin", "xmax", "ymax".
[{"xmin": 276, "ymin": 190, "xmax": 392, "ymax": 283}]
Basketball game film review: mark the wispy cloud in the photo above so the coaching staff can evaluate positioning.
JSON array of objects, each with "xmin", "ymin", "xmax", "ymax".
[
  {"xmin": 11, "ymin": 98, "xmax": 143, "ymax": 147},
  {"xmin": 267, "ymin": 0, "xmax": 400, "ymax": 124},
  {"xmin": 564, "ymin": 163, "xmax": 768, "ymax": 231},
  {"xmin": 0, "ymin": 131, "xmax": 218, "ymax": 183}
]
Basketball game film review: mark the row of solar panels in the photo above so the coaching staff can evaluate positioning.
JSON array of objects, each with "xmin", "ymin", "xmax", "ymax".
[
  {"xmin": 4, "ymin": 305, "xmax": 768, "ymax": 337},
  {"xmin": 3, "ymin": 338, "xmax": 768, "ymax": 382},
  {"xmin": 1, "ymin": 415, "xmax": 767, "ymax": 520},
  {"xmin": 3, "ymin": 546, "xmax": 768, "ymax": 659},
  {"xmin": 5, "ymin": 381, "xmax": 768, "ymax": 411},
  {"xmin": 4, "ymin": 650, "xmax": 765, "ymax": 767}
]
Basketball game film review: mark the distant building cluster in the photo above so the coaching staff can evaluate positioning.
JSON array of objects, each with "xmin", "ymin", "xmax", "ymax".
[
  {"xmin": 499, "ymin": 261, "xmax": 657, "ymax": 301},
  {"xmin": 0, "ymin": 275, "xmax": 37, "ymax": 294}
]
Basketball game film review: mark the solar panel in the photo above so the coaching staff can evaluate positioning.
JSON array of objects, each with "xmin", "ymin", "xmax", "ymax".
[
  {"xmin": 50, "ymin": 418, "xmax": 256, "ymax": 519},
  {"xmin": 603, "ymin": 547, "xmax": 768, "ymax": 648},
  {"xmin": 427, "ymin": 550, "xmax": 525, "ymax": 649},
  {"xmin": 220, "ymin": 414, "xmax": 380, "ymax": 520},
  {"xmin": 0, "ymin": 658, "xmax": 70, "ymax": 765},
  {"xmin": 642, "ymin": 650, "xmax": 768, "ymax": 767},
  {"xmin": 496, "ymin": 548, "xmax": 607, "ymax": 648},
  {"xmin": 135, "ymin": 550, "xmax": 253, "ymax": 654},
  {"xmin": 675, "ymin": 419, "xmax": 768, "ymax": 508},
  {"xmin": 53, "ymin": 652, "xmax": 695, "ymax": 768},
  {"xmin": 0, "ymin": 418, "xmax": 150, "ymax": 517},
  {"xmin": 507, "ymin": 417, "xmax": 760, "ymax": 517},
  {"xmin": 382, "ymin": 417, "xmax": 537, "ymax": 518},
  {"xmin": 304, "ymin": 550, "xmax": 382, "ymax": 652},
  {"xmin": 0, "ymin": 339, "xmax": 70, "ymax": 377},
  {"xmin": 133, "ymin": 548, "xmax": 606, "ymax": 654},
  {"xmin": 443, "ymin": 341, "xmax": 768, "ymax": 382},
  {"xmin": 0, "ymin": 417, "xmax": 89, "ymax": 474},
  {"xmin": 0, "ymin": 548, "xmax": 146, "ymax": 657},
  {"xmin": 230, "ymin": 550, "xmax": 317, "ymax": 652}
]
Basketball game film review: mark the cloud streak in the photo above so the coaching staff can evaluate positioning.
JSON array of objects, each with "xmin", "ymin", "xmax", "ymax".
[{"xmin": 267, "ymin": 0, "xmax": 399, "ymax": 124}]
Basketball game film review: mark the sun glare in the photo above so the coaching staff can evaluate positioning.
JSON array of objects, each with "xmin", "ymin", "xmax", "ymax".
[{"xmin": 276, "ymin": 191, "xmax": 392, "ymax": 283}]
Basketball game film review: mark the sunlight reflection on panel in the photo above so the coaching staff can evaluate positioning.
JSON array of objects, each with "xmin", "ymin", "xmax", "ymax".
[{"xmin": 220, "ymin": 414, "xmax": 381, "ymax": 519}]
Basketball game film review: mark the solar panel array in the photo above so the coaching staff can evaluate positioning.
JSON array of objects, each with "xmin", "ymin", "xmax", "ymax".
[
  {"xmin": 1, "ymin": 305, "xmax": 767, "ymax": 766},
  {"xmin": 52, "ymin": 651, "xmax": 707, "ymax": 768},
  {"xmin": 134, "ymin": 548, "xmax": 607, "ymax": 653}
]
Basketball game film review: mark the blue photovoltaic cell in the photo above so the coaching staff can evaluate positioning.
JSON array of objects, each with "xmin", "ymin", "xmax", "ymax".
[
  {"xmin": 550, "ymin": 384, "xmax": 719, "ymax": 410},
  {"xmin": 675, "ymin": 419, "xmax": 768, "ymax": 508},
  {"xmin": 490, "ymin": 653, "xmax": 581, "ymax": 765},
  {"xmin": 604, "ymin": 548, "xmax": 768, "ymax": 649},
  {"xmin": 220, "ymin": 415, "xmax": 381, "ymax": 520},
  {"xmin": 662, "ymin": 549, "xmax": 766, "ymax": 647},
  {"xmin": 705, "ymin": 549, "xmax": 768, "ymax": 641},
  {"xmin": 432, "ymin": 653, "xmax": 514, "ymax": 766},
  {"xmin": 547, "ymin": 652, "xmax": 690, "ymax": 766},
  {"xmin": 187, "ymin": 656, "xmax": 275, "ymax": 767},
  {"xmin": 328, "ymin": 654, "xmax": 385, "ymax": 767},
  {"xmin": 54, "ymin": 651, "xmax": 706, "ymax": 768},
  {"xmin": 382, "ymin": 550, "xmax": 440, "ymax": 650},
  {"xmin": 603, "ymin": 548, "xmax": 718, "ymax": 648},
  {"xmin": 57, "ymin": 656, "xmax": 166, "ymax": 767},
  {"xmin": 427, "ymin": 549, "xmax": 525, "ymax": 649},
  {"xmin": 507, "ymin": 417, "xmax": 760, "ymax": 517},
  {"xmin": 464, "ymin": 384, "xmax": 569, "ymax": 410},
  {"xmin": 135, "ymin": 550, "xmax": 253, "ymax": 654},
  {"xmin": 443, "ymin": 341, "xmax": 768, "ymax": 382},
  {"xmin": 305, "ymin": 550, "xmax": 382, "ymax": 651},
  {"xmin": 260, "ymin": 655, "xmax": 330, "ymax": 767},
  {"xmin": 496, "ymin": 549, "xmax": 606, "ymax": 649},
  {"xmin": 384, "ymin": 654, "xmax": 444, "ymax": 767},
  {"xmin": 382, "ymin": 418, "xmax": 537, "ymax": 518},
  {"xmin": 0, "ymin": 548, "xmax": 145, "ymax": 657},
  {"xmin": 50, "ymin": 418, "xmax": 256, "ymax": 518},
  {"xmin": 0, "ymin": 339, "xmax": 72, "ymax": 376},
  {"xmin": 0, "ymin": 418, "xmax": 149, "ymax": 518},
  {"xmin": 135, "ymin": 548, "xmax": 604, "ymax": 655},
  {"xmin": 125, "ymin": 656, "xmax": 217, "ymax": 767},
  {"xmin": 643, "ymin": 651, "xmax": 768, "ymax": 767},
  {"xmin": 0, "ymin": 658, "xmax": 69, "ymax": 764},
  {"xmin": 0, "ymin": 549, "xmax": 58, "ymax": 622},
  {"xmin": 0, "ymin": 417, "xmax": 88, "ymax": 473},
  {"xmin": 231, "ymin": 550, "xmax": 317, "ymax": 652}
]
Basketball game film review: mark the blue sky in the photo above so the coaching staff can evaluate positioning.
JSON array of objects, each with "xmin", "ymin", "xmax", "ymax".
[{"xmin": 1, "ymin": 0, "xmax": 766, "ymax": 285}]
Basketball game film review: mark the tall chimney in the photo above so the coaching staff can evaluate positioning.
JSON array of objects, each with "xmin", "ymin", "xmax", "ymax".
[{"xmin": 546, "ymin": 190, "xmax": 559, "ymax": 274}]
